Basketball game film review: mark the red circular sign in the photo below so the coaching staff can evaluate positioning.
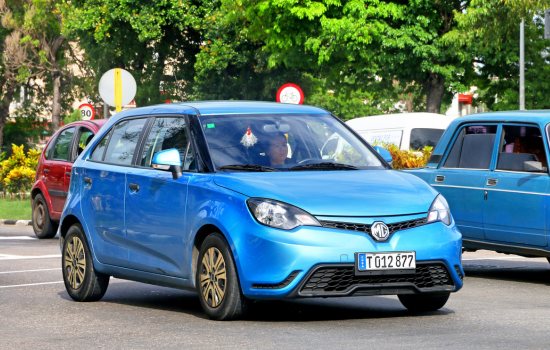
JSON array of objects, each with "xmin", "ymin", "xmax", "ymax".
[
  {"xmin": 78, "ymin": 103, "xmax": 95, "ymax": 120},
  {"xmin": 276, "ymin": 83, "xmax": 304, "ymax": 105}
]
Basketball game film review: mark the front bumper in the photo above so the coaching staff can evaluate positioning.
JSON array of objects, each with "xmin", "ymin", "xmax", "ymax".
[{"xmin": 229, "ymin": 213, "xmax": 464, "ymax": 300}]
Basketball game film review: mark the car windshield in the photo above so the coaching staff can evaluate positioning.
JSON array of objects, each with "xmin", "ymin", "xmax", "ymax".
[{"xmin": 199, "ymin": 113, "xmax": 386, "ymax": 171}]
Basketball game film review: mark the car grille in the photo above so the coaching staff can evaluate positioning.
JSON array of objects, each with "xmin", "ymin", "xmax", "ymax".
[
  {"xmin": 300, "ymin": 263, "xmax": 452, "ymax": 294},
  {"xmin": 320, "ymin": 217, "xmax": 427, "ymax": 241}
]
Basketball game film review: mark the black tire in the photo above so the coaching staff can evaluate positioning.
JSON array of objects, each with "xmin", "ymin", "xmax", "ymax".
[
  {"xmin": 62, "ymin": 224, "xmax": 110, "ymax": 302},
  {"xmin": 32, "ymin": 193, "xmax": 58, "ymax": 239},
  {"xmin": 398, "ymin": 292, "xmax": 450, "ymax": 312},
  {"xmin": 196, "ymin": 232, "xmax": 249, "ymax": 320}
]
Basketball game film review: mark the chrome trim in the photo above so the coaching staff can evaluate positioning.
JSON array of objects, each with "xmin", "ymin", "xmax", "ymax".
[
  {"xmin": 494, "ymin": 169, "xmax": 548, "ymax": 175},
  {"xmin": 486, "ymin": 178, "xmax": 498, "ymax": 187},
  {"xmin": 432, "ymin": 184, "xmax": 548, "ymax": 196},
  {"xmin": 440, "ymin": 167, "xmax": 490, "ymax": 171},
  {"xmin": 435, "ymin": 175, "xmax": 445, "ymax": 183}
]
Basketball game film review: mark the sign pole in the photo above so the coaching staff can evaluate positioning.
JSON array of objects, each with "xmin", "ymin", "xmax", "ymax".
[
  {"xmin": 519, "ymin": 18, "xmax": 525, "ymax": 111},
  {"xmin": 104, "ymin": 103, "xmax": 109, "ymax": 119}
]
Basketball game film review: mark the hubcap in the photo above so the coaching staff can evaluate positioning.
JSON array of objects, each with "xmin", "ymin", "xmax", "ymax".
[
  {"xmin": 33, "ymin": 203, "xmax": 45, "ymax": 229},
  {"xmin": 64, "ymin": 236, "xmax": 86, "ymax": 290},
  {"xmin": 200, "ymin": 247, "xmax": 226, "ymax": 308}
]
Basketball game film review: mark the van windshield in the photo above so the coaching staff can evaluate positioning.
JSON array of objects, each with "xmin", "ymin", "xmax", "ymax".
[
  {"xmin": 410, "ymin": 128, "xmax": 444, "ymax": 150},
  {"xmin": 199, "ymin": 113, "xmax": 387, "ymax": 171}
]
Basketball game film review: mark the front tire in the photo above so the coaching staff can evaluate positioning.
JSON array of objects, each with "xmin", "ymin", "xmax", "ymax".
[
  {"xmin": 62, "ymin": 224, "xmax": 110, "ymax": 302},
  {"xmin": 32, "ymin": 193, "xmax": 58, "ymax": 239},
  {"xmin": 398, "ymin": 292, "xmax": 450, "ymax": 312},
  {"xmin": 196, "ymin": 232, "xmax": 249, "ymax": 320}
]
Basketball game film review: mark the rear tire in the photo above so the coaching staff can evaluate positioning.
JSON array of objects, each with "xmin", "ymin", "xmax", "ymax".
[
  {"xmin": 196, "ymin": 232, "xmax": 249, "ymax": 320},
  {"xmin": 32, "ymin": 193, "xmax": 58, "ymax": 239},
  {"xmin": 62, "ymin": 224, "xmax": 109, "ymax": 302},
  {"xmin": 398, "ymin": 292, "xmax": 450, "ymax": 312}
]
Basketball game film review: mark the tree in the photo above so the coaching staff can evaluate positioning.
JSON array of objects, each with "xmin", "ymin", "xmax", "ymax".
[{"xmin": 60, "ymin": 0, "xmax": 215, "ymax": 107}]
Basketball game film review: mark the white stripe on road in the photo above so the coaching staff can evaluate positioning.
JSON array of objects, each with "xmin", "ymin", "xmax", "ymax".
[
  {"xmin": 0, "ymin": 268, "xmax": 61, "ymax": 274},
  {"xmin": 0, "ymin": 281, "xmax": 64, "ymax": 289},
  {"xmin": 0, "ymin": 236, "xmax": 37, "ymax": 240},
  {"xmin": 0, "ymin": 254, "xmax": 61, "ymax": 260}
]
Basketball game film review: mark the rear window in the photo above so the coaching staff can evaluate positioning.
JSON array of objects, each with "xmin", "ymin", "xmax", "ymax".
[{"xmin": 410, "ymin": 128, "xmax": 444, "ymax": 150}]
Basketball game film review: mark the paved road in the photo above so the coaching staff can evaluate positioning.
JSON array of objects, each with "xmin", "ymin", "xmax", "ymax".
[{"xmin": 1, "ymin": 225, "xmax": 549, "ymax": 349}]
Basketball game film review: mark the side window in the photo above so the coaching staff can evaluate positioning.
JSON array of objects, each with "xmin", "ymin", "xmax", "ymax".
[
  {"xmin": 72, "ymin": 127, "xmax": 95, "ymax": 161},
  {"xmin": 52, "ymin": 127, "xmax": 75, "ymax": 161},
  {"xmin": 443, "ymin": 125, "xmax": 497, "ymax": 169},
  {"xmin": 496, "ymin": 125, "xmax": 546, "ymax": 172},
  {"xmin": 90, "ymin": 129, "xmax": 112, "ymax": 161},
  {"xmin": 44, "ymin": 136, "xmax": 57, "ymax": 160},
  {"xmin": 103, "ymin": 119, "xmax": 147, "ymax": 165},
  {"xmin": 140, "ymin": 117, "xmax": 195, "ymax": 170}
]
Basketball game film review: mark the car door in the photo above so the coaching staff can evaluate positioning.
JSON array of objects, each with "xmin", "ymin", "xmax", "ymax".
[
  {"xmin": 64, "ymin": 126, "xmax": 96, "ymax": 206},
  {"xmin": 47, "ymin": 126, "xmax": 76, "ymax": 213},
  {"xmin": 483, "ymin": 124, "xmax": 548, "ymax": 247},
  {"xmin": 430, "ymin": 124, "xmax": 498, "ymax": 240},
  {"xmin": 80, "ymin": 118, "xmax": 148, "ymax": 267},
  {"xmin": 124, "ymin": 116, "xmax": 197, "ymax": 278}
]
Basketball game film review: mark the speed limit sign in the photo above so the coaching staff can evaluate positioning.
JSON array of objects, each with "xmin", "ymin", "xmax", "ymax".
[{"xmin": 78, "ymin": 103, "xmax": 95, "ymax": 120}]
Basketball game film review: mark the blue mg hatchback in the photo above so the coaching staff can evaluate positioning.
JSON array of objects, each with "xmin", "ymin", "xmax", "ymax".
[{"xmin": 59, "ymin": 101, "xmax": 463, "ymax": 320}]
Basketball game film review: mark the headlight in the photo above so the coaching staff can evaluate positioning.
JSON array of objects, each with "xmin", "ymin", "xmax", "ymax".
[
  {"xmin": 427, "ymin": 194, "xmax": 451, "ymax": 226},
  {"xmin": 247, "ymin": 198, "xmax": 321, "ymax": 230}
]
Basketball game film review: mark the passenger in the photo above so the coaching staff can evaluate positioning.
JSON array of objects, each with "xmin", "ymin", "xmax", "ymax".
[{"xmin": 265, "ymin": 132, "xmax": 289, "ymax": 166}]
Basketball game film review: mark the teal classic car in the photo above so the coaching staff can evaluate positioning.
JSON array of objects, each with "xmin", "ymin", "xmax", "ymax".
[{"xmin": 408, "ymin": 111, "xmax": 550, "ymax": 262}]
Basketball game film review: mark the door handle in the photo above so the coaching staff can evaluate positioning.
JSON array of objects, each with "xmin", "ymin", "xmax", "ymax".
[
  {"xmin": 435, "ymin": 175, "xmax": 445, "ymax": 183},
  {"xmin": 65, "ymin": 172, "xmax": 71, "ymax": 177},
  {"xmin": 84, "ymin": 177, "xmax": 92, "ymax": 184},
  {"xmin": 129, "ymin": 183, "xmax": 139, "ymax": 192},
  {"xmin": 486, "ymin": 178, "xmax": 498, "ymax": 187},
  {"xmin": 44, "ymin": 169, "xmax": 50, "ymax": 173}
]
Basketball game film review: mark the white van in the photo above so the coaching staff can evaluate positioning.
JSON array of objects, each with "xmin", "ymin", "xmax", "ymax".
[{"xmin": 345, "ymin": 113, "xmax": 455, "ymax": 151}]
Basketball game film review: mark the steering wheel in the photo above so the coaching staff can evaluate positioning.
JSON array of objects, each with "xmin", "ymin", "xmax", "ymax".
[{"xmin": 298, "ymin": 157, "xmax": 326, "ymax": 165}]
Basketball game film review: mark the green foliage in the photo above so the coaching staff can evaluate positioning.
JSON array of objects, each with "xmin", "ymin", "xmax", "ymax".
[
  {"xmin": 0, "ymin": 144, "xmax": 40, "ymax": 196},
  {"xmin": 64, "ymin": 109, "xmax": 82, "ymax": 124},
  {"xmin": 2, "ymin": 99, "xmax": 49, "ymax": 156}
]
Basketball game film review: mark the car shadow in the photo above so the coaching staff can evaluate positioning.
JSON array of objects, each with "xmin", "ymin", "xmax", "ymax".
[
  {"xmin": 57, "ymin": 282, "xmax": 454, "ymax": 322},
  {"xmin": 463, "ymin": 263, "xmax": 550, "ymax": 286}
]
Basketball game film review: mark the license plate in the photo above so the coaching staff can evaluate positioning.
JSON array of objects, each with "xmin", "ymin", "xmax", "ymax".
[{"xmin": 355, "ymin": 251, "xmax": 416, "ymax": 275}]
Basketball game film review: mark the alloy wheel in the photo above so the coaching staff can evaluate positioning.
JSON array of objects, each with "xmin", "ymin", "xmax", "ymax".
[
  {"xmin": 200, "ymin": 247, "xmax": 227, "ymax": 308},
  {"xmin": 64, "ymin": 236, "xmax": 86, "ymax": 290},
  {"xmin": 33, "ymin": 203, "xmax": 45, "ymax": 230}
]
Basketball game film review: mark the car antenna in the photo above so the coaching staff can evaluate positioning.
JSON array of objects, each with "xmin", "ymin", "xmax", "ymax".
[{"xmin": 171, "ymin": 63, "xmax": 184, "ymax": 102}]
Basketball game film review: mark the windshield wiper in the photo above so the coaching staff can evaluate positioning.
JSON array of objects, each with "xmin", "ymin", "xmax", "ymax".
[
  {"xmin": 220, "ymin": 164, "xmax": 280, "ymax": 172},
  {"xmin": 288, "ymin": 162, "xmax": 359, "ymax": 171}
]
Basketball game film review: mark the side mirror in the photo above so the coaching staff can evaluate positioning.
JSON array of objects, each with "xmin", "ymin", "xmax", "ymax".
[
  {"xmin": 374, "ymin": 146, "xmax": 393, "ymax": 164},
  {"xmin": 524, "ymin": 161, "xmax": 545, "ymax": 172},
  {"xmin": 152, "ymin": 149, "xmax": 182, "ymax": 180}
]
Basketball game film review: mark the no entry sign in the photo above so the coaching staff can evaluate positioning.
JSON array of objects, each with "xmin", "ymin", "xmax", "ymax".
[
  {"xmin": 78, "ymin": 103, "xmax": 95, "ymax": 120},
  {"xmin": 276, "ymin": 83, "xmax": 304, "ymax": 104}
]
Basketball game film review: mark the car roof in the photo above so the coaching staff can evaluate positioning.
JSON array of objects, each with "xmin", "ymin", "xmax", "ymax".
[
  {"xmin": 108, "ymin": 101, "xmax": 328, "ymax": 120},
  {"xmin": 346, "ymin": 112, "xmax": 454, "ymax": 130}
]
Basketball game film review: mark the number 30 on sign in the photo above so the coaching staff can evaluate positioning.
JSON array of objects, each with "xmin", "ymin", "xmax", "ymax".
[{"xmin": 78, "ymin": 103, "xmax": 95, "ymax": 120}]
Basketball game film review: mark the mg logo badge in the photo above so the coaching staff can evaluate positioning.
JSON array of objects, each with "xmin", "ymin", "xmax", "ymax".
[{"xmin": 370, "ymin": 222, "xmax": 390, "ymax": 241}]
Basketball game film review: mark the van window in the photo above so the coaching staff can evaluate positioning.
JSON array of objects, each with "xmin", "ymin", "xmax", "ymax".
[
  {"xmin": 443, "ymin": 125, "xmax": 497, "ymax": 169},
  {"xmin": 410, "ymin": 128, "xmax": 444, "ymax": 150},
  {"xmin": 496, "ymin": 125, "xmax": 546, "ymax": 172}
]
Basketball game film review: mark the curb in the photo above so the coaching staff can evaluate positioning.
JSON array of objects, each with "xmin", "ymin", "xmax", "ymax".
[{"xmin": 0, "ymin": 219, "xmax": 33, "ymax": 226}]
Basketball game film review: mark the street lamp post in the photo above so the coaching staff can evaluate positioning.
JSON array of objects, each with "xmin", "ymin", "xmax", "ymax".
[{"xmin": 519, "ymin": 18, "xmax": 525, "ymax": 111}]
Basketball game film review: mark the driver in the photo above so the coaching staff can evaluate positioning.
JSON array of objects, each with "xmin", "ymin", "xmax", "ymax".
[{"xmin": 265, "ymin": 132, "xmax": 289, "ymax": 166}]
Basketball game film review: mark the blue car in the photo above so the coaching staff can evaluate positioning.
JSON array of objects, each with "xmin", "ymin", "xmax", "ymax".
[
  {"xmin": 407, "ymin": 111, "xmax": 550, "ymax": 262},
  {"xmin": 59, "ymin": 101, "xmax": 463, "ymax": 320}
]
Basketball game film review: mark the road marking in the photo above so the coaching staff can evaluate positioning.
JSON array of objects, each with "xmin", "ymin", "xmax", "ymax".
[
  {"xmin": 0, "ymin": 254, "xmax": 61, "ymax": 260},
  {"xmin": 0, "ymin": 281, "xmax": 64, "ymax": 289},
  {"xmin": 0, "ymin": 236, "xmax": 37, "ymax": 240},
  {"xmin": 462, "ymin": 257, "xmax": 542, "ymax": 261},
  {"xmin": 0, "ymin": 268, "xmax": 61, "ymax": 274}
]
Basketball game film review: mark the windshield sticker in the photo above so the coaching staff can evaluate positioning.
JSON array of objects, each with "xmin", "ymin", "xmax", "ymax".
[
  {"xmin": 240, "ymin": 125, "xmax": 258, "ymax": 148},
  {"xmin": 207, "ymin": 123, "xmax": 215, "ymax": 128}
]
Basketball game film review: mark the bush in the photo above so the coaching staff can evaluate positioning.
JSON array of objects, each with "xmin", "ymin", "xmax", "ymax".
[
  {"xmin": 0, "ymin": 144, "xmax": 41, "ymax": 199},
  {"xmin": 375, "ymin": 142, "xmax": 433, "ymax": 170}
]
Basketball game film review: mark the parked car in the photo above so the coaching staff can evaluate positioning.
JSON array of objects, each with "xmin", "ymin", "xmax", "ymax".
[
  {"xmin": 31, "ymin": 119, "xmax": 107, "ymax": 239},
  {"xmin": 346, "ymin": 113, "xmax": 454, "ymax": 150},
  {"xmin": 59, "ymin": 102, "xmax": 463, "ymax": 320},
  {"xmin": 406, "ymin": 111, "xmax": 550, "ymax": 263}
]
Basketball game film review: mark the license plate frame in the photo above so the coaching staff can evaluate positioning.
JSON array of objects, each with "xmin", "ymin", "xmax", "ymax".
[{"xmin": 354, "ymin": 251, "xmax": 416, "ymax": 276}]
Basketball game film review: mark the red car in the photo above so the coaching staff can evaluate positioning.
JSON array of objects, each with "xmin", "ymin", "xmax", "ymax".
[{"xmin": 31, "ymin": 119, "xmax": 107, "ymax": 238}]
